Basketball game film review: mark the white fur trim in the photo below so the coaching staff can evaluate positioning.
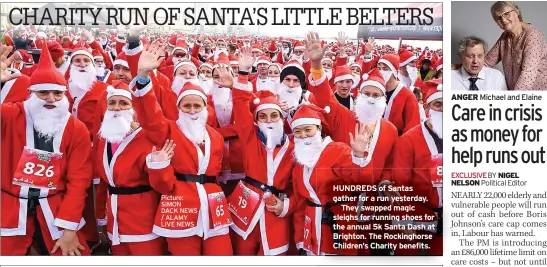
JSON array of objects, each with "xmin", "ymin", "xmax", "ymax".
[
  {"xmin": 426, "ymin": 91, "xmax": 442, "ymax": 104},
  {"xmin": 378, "ymin": 58, "xmax": 397, "ymax": 73},
  {"xmin": 107, "ymin": 87, "xmax": 132, "ymax": 100},
  {"xmin": 93, "ymin": 55, "xmax": 104, "ymax": 60},
  {"xmin": 177, "ymin": 89, "xmax": 207, "ymax": 105},
  {"xmin": 294, "ymin": 46, "xmax": 305, "ymax": 50},
  {"xmin": 436, "ymin": 63, "xmax": 443, "ymax": 71},
  {"xmin": 129, "ymin": 77, "xmax": 153, "ymax": 97},
  {"xmin": 122, "ymin": 43, "xmax": 143, "ymax": 56},
  {"xmin": 174, "ymin": 61, "xmax": 197, "ymax": 76},
  {"xmin": 53, "ymin": 218, "xmax": 80, "ymax": 231},
  {"xmin": 70, "ymin": 50, "xmax": 94, "ymax": 63},
  {"xmin": 145, "ymin": 154, "xmax": 171, "ymax": 169},
  {"xmin": 108, "ymin": 232, "xmax": 159, "ymax": 243},
  {"xmin": 360, "ymin": 80, "xmax": 386, "ymax": 94},
  {"xmin": 350, "ymin": 62, "xmax": 362, "ymax": 70},
  {"xmin": 334, "ymin": 74, "xmax": 354, "ymax": 84},
  {"xmin": 233, "ymin": 81, "xmax": 253, "ymax": 92},
  {"xmin": 400, "ymin": 55, "xmax": 417, "ymax": 67},
  {"xmin": 256, "ymin": 59, "xmax": 271, "ymax": 65},
  {"xmin": 252, "ymin": 48, "xmax": 263, "ymax": 53},
  {"xmin": 291, "ymin": 118, "xmax": 321, "ymax": 129},
  {"xmin": 113, "ymin": 59, "xmax": 129, "ymax": 68},
  {"xmin": 230, "ymin": 61, "xmax": 238, "ymax": 65},
  {"xmin": 256, "ymin": 103, "xmax": 282, "ymax": 114},
  {"xmin": 283, "ymin": 63, "xmax": 305, "ymax": 73},
  {"xmin": 278, "ymin": 198, "xmax": 290, "ymax": 218},
  {"xmin": 200, "ymin": 63, "xmax": 213, "ymax": 70},
  {"xmin": 321, "ymin": 57, "xmax": 333, "ymax": 63},
  {"xmin": 351, "ymin": 151, "xmax": 368, "ymax": 167},
  {"xmin": 172, "ymin": 47, "xmax": 188, "ymax": 54},
  {"xmin": 29, "ymin": 83, "xmax": 67, "ymax": 92}
]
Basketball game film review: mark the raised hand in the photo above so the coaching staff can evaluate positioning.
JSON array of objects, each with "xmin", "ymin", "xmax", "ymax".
[
  {"xmin": 306, "ymin": 32, "xmax": 328, "ymax": 70},
  {"xmin": 129, "ymin": 24, "xmax": 147, "ymax": 37},
  {"xmin": 349, "ymin": 122, "xmax": 371, "ymax": 158},
  {"xmin": 238, "ymin": 46, "xmax": 253, "ymax": 72},
  {"xmin": 0, "ymin": 45, "xmax": 21, "ymax": 83},
  {"xmin": 137, "ymin": 43, "xmax": 167, "ymax": 77},
  {"xmin": 81, "ymin": 29, "xmax": 94, "ymax": 43},
  {"xmin": 150, "ymin": 140, "xmax": 176, "ymax": 162},
  {"xmin": 365, "ymin": 37, "xmax": 376, "ymax": 55},
  {"xmin": 336, "ymin": 31, "xmax": 347, "ymax": 46},
  {"xmin": 214, "ymin": 65, "xmax": 234, "ymax": 88}
]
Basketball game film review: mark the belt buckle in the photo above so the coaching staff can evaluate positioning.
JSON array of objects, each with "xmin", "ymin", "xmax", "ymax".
[
  {"xmin": 198, "ymin": 174, "xmax": 206, "ymax": 184},
  {"xmin": 278, "ymin": 193, "xmax": 287, "ymax": 200}
]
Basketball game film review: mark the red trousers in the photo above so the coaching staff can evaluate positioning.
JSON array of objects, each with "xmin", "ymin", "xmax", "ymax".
[
  {"xmin": 166, "ymin": 233, "xmax": 233, "ymax": 255},
  {"xmin": 1, "ymin": 206, "xmax": 90, "ymax": 256},
  {"xmin": 111, "ymin": 237, "xmax": 166, "ymax": 255},
  {"xmin": 230, "ymin": 226, "xmax": 288, "ymax": 256}
]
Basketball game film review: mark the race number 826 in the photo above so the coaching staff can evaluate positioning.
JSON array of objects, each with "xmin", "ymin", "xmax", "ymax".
[{"xmin": 23, "ymin": 162, "xmax": 55, "ymax": 178}]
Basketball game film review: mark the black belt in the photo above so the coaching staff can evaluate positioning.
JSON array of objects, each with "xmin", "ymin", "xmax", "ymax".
[
  {"xmin": 306, "ymin": 200, "xmax": 348, "ymax": 249},
  {"xmin": 244, "ymin": 176, "xmax": 286, "ymax": 198},
  {"xmin": 175, "ymin": 173, "xmax": 217, "ymax": 184},
  {"xmin": 107, "ymin": 185, "xmax": 152, "ymax": 195},
  {"xmin": 1, "ymin": 188, "xmax": 65, "ymax": 199}
]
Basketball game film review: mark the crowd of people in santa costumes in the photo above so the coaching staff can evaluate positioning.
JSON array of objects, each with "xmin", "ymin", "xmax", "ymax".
[{"xmin": 1, "ymin": 23, "xmax": 443, "ymax": 256}]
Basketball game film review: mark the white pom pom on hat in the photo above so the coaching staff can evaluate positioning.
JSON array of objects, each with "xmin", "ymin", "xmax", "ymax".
[
  {"xmin": 253, "ymin": 98, "xmax": 260, "ymax": 105},
  {"xmin": 324, "ymin": 106, "xmax": 331, "ymax": 114}
]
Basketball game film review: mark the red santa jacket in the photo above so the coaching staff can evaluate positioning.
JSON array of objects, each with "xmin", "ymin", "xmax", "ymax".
[
  {"xmin": 94, "ymin": 128, "xmax": 161, "ymax": 245},
  {"xmin": 230, "ymin": 80, "xmax": 295, "ymax": 255},
  {"xmin": 384, "ymin": 82, "xmax": 421, "ymax": 135},
  {"xmin": 287, "ymin": 138, "xmax": 375, "ymax": 255},
  {"xmin": 208, "ymin": 87, "xmax": 245, "ymax": 177},
  {"xmin": 130, "ymin": 78, "xmax": 231, "ymax": 240},
  {"xmin": 66, "ymin": 80, "xmax": 108, "ymax": 141},
  {"xmin": 1, "ymin": 73, "xmax": 30, "ymax": 104},
  {"xmin": 389, "ymin": 121, "xmax": 443, "ymax": 254},
  {"xmin": 1, "ymin": 101, "xmax": 92, "ymax": 240},
  {"xmin": 20, "ymin": 65, "xmax": 37, "ymax": 78}
]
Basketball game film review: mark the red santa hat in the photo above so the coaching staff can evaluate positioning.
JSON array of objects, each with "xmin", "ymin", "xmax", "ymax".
[
  {"xmin": 399, "ymin": 49, "xmax": 417, "ymax": 67},
  {"xmin": 333, "ymin": 65, "xmax": 353, "ymax": 84},
  {"xmin": 436, "ymin": 57, "xmax": 443, "ymax": 72},
  {"xmin": 200, "ymin": 57, "xmax": 215, "ymax": 70},
  {"xmin": 70, "ymin": 44, "xmax": 94, "ymax": 64},
  {"xmin": 350, "ymin": 61, "xmax": 362, "ymax": 73},
  {"xmin": 177, "ymin": 82, "xmax": 208, "ymax": 106},
  {"xmin": 360, "ymin": 68, "xmax": 386, "ymax": 94},
  {"xmin": 213, "ymin": 53, "xmax": 230, "ymax": 69},
  {"xmin": 4, "ymin": 35, "xmax": 14, "ymax": 47},
  {"xmin": 290, "ymin": 104, "xmax": 330, "ymax": 134},
  {"xmin": 168, "ymin": 34, "xmax": 177, "ymax": 47},
  {"xmin": 107, "ymin": 80, "xmax": 132, "ymax": 100},
  {"xmin": 321, "ymin": 57, "xmax": 333, "ymax": 65},
  {"xmin": 92, "ymin": 49, "xmax": 103, "ymax": 60},
  {"xmin": 252, "ymin": 44, "xmax": 263, "ymax": 53},
  {"xmin": 173, "ymin": 39, "xmax": 188, "ymax": 54},
  {"xmin": 229, "ymin": 55, "xmax": 239, "ymax": 66},
  {"xmin": 47, "ymin": 41, "xmax": 65, "ymax": 61},
  {"xmin": 113, "ymin": 52, "xmax": 129, "ymax": 69},
  {"xmin": 14, "ymin": 49, "xmax": 33, "ymax": 64},
  {"xmin": 269, "ymin": 62, "xmax": 282, "ymax": 72},
  {"xmin": 29, "ymin": 42, "xmax": 67, "ymax": 92},
  {"xmin": 255, "ymin": 55, "xmax": 271, "ymax": 65},
  {"xmin": 100, "ymin": 28, "xmax": 108, "ymax": 36},
  {"xmin": 267, "ymin": 40, "xmax": 277, "ymax": 53},
  {"xmin": 423, "ymin": 79, "xmax": 443, "ymax": 104},
  {"xmin": 378, "ymin": 54, "xmax": 400, "ymax": 74},
  {"xmin": 293, "ymin": 40, "xmax": 305, "ymax": 50},
  {"xmin": 251, "ymin": 91, "xmax": 282, "ymax": 117},
  {"xmin": 173, "ymin": 61, "xmax": 198, "ymax": 76}
]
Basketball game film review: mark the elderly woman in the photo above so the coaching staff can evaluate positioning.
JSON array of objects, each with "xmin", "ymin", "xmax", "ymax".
[{"xmin": 486, "ymin": 1, "xmax": 547, "ymax": 90}]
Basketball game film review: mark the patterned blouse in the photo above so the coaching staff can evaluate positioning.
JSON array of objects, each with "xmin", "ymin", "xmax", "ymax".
[{"xmin": 485, "ymin": 24, "xmax": 547, "ymax": 90}]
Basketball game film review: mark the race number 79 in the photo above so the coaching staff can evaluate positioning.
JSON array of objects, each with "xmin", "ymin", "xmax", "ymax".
[
  {"xmin": 23, "ymin": 162, "xmax": 55, "ymax": 178},
  {"xmin": 238, "ymin": 196, "xmax": 247, "ymax": 209}
]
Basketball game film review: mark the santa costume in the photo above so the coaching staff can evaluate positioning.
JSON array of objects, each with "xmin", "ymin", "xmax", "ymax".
[
  {"xmin": 228, "ymin": 76, "xmax": 295, "ymax": 255},
  {"xmin": 397, "ymin": 49, "xmax": 424, "ymax": 91},
  {"xmin": 1, "ymin": 43, "xmax": 92, "ymax": 255},
  {"xmin": 1, "ymin": 68, "xmax": 30, "ymax": 104},
  {"xmin": 93, "ymin": 81, "xmax": 166, "ymax": 255},
  {"xmin": 130, "ymin": 77, "xmax": 233, "ymax": 255},
  {"xmin": 377, "ymin": 54, "xmax": 421, "ymax": 135},
  {"xmin": 389, "ymin": 79, "xmax": 443, "ymax": 255},
  {"xmin": 285, "ymin": 105, "xmax": 374, "ymax": 255}
]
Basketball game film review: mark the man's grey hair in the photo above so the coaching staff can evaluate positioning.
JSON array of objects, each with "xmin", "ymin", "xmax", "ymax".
[{"xmin": 458, "ymin": 36, "xmax": 488, "ymax": 56}]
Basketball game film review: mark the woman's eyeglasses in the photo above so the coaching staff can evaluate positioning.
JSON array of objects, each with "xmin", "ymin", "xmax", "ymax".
[
  {"xmin": 496, "ymin": 10, "xmax": 514, "ymax": 23},
  {"xmin": 362, "ymin": 91, "xmax": 383, "ymax": 99}
]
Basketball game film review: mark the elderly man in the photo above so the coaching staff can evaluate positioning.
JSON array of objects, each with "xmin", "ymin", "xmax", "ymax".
[{"xmin": 452, "ymin": 36, "xmax": 507, "ymax": 91}]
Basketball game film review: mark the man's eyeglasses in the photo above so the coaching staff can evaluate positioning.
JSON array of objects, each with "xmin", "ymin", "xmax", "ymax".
[
  {"xmin": 174, "ymin": 53, "xmax": 187, "ymax": 58},
  {"xmin": 362, "ymin": 91, "xmax": 383, "ymax": 100},
  {"xmin": 496, "ymin": 10, "xmax": 514, "ymax": 22}
]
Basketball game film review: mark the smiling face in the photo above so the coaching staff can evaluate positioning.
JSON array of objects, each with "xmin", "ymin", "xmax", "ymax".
[
  {"xmin": 492, "ymin": 4, "xmax": 520, "ymax": 32},
  {"xmin": 461, "ymin": 43, "xmax": 485, "ymax": 77}
]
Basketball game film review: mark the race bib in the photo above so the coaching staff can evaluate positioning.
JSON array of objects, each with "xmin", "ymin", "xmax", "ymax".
[
  {"xmin": 208, "ymin": 192, "xmax": 232, "ymax": 229},
  {"xmin": 13, "ymin": 147, "xmax": 63, "ymax": 190},
  {"xmin": 431, "ymin": 154, "xmax": 443, "ymax": 207},
  {"xmin": 227, "ymin": 181, "xmax": 260, "ymax": 225},
  {"xmin": 303, "ymin": 215, "xmax": 313, "ymax": 252}
]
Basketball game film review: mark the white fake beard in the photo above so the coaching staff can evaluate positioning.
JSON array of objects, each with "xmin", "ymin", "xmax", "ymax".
[
  {"xmin": 257, "ymin": 121, "xmax": 284, "ymax": 150},
  {"xmin": 27, "ymin": 94, "xmax": 70, "ymax": 140},
  {"xmin": 211, "ymin": 83, "xmax": 232, "ymax": 105},
  {"xmin": 172, "ymin": 57, "xmax": 184, "ymax": 66},
  {"xmin": 282, "ymin": 48, "xmax": 290, "ymax": 54},
  {"xmin": 99, "ymin": 109, "xmax": 135, "ymax": 143},
  {"xmin": 95, "ymin": 65, "xmax": 105, "ymax": 76},
  {"xmin": 259, "ymin": 79, "xmax": 279, "ymax": 94},
  {"xmin": 177, "ymin": 109, "xmax": 208, "ymax": 145},
  {"xmin": 348, "ymin": 55, "xmax": 356, "ymax": 63},
  {"xmin": 290, "ymin": 54, "xmax": 302, "ymax": 62},
  {"xmin": 429, "ymin": 109, "xmax": 443, "ymax": 137},
  {"xmin": 277, "ymin": 83, "xmax": 302, "ymax": 114},
  {"xmin": 324, "ymin": 68, "xmax": 333, "ymax": 80},
  {"xmin": 171, "ymin": 76, "xmax": 201, "ymax": 96},
  {"xmin": 407, "ymin": 66, "xmax": 418, "ymax": 85},
  {"xmin": 379, "ymin": 70, "xmax": 393, "ymax": 84},
  {"xmin": 198, "ymin": 75, "xmax": 214, "ymax": 94},
  {"xmin": 69, "ymin": 64, "xmax": 97, "ymax": 95},
  {"xmin": 293, "ymin": 131, "xmax": 324, "ymax": 168},
  {"xmin": 100, "ymin": 38, "xmax": 108, "ymax": 46},
  {"xmin": 354, "ymin": 95, "xmax": 387, "ymax": 125},
  {"xmin": 352, "ymin": 74, "xmax": 361, "ymax": 89}
]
